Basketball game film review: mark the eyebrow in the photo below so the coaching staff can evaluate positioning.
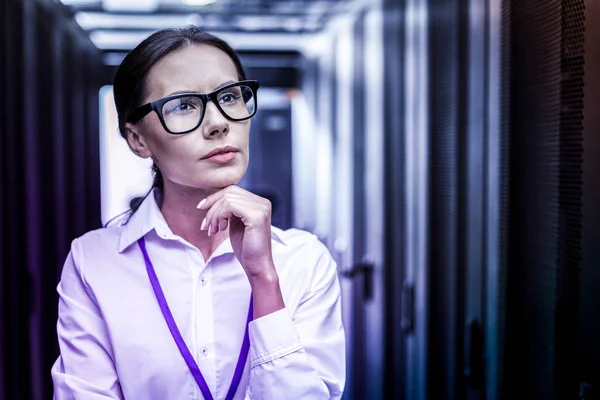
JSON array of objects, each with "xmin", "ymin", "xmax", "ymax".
[{"xmin": 165, "ymin": 80, "xmax": 237, "ymax": 97}]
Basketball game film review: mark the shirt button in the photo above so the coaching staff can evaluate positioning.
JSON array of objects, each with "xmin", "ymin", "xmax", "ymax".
[
  {"xmin": 200, "ymin": 276, "xmax": 207, "ymax": 286},
  {"xmin": 201, "ymin": 347, "xmax": 208, "ymax": 357}
]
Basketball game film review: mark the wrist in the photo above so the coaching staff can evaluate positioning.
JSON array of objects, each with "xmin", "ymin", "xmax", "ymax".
[
  {"xmin": 247, "ymin": 266, "xmax": 284, "ymax": 319},
  {"xmin": 247, "ymin": 266, "xmax": 279, "ymax": 288}
]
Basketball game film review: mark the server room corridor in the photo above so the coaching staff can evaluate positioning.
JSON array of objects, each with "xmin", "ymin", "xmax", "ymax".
[{"xmin": 2, "ymin": 0, "xmax": 600, "ymax": 399}]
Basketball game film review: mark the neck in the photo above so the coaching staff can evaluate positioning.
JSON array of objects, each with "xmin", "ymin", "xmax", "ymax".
[{"xmin": 159, "ymin": 179, "xmax": 228, "ymax": 261}]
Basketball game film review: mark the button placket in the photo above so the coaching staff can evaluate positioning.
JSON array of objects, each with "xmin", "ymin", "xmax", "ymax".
[{"xmin": 195, "ymin": 260, "xmax": 216, "ymax": 390}]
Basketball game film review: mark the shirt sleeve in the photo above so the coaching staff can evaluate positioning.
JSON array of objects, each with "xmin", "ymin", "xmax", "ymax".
[
  {"xmin": 247, "ymin": 236, "xmax": 346, "ymax": 399},
  {"xmin": 51, "ymin": 239, "xmax": 123, "ymax": 399}
]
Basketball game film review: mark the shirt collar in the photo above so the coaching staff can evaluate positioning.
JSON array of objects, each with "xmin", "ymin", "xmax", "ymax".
[{"xmin": 118, "ymin": 188, "xmax": 287, "ymax": 253}]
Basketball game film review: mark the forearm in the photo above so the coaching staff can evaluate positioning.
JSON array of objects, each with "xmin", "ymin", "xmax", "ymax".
[
  {"xmin": 244, "ymin": 240, "xmax": 346, "ymax": 400},
  {"xmin": 248, "ymin": 265, "xmax": 285, "ymax": 319}
]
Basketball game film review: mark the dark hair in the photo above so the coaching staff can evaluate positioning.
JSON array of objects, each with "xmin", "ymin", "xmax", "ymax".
[{"xmin": 109, "ymin": 26, "xmax": 247, "ymax": 226}]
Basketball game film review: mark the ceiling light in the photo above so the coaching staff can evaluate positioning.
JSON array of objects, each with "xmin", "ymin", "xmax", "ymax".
[
  {"xmin": 181, "ymin": 0, "xmax": 218, "ymax": 6},
  {"xmin": 90, "ymin": 30, "xmax": 155, "ymax": 50},
  {"xmin": 75, "ymin": 12, "xmax": 201, "ymax": 30},
  {"xmin": 282, "ymin": 17, "xmax": 305, "ymax": 32},
  {"xmin": 102, "ymin": 0, "xmax": 159, "ymax": 12},
  {"xmin": 234, "ymin": 15, "xmax": 284, "ymax": 31},
  {"xmin": 59, "ymin": 0, "xmax": 100, "ymax": 5},
  {"xmin": 91, "ymin": 30, "xmax": 309, "ymax": 52}
]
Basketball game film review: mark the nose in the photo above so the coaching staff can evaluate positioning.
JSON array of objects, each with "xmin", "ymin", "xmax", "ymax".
[{"xmin": 201, "ymin": 101, "xmax": 229, "ymax": 139}]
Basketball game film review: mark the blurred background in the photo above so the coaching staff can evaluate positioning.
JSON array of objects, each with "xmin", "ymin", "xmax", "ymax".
[{"xmin": 1, "ymin": 0, "xmax": 600, "ymax": 398}]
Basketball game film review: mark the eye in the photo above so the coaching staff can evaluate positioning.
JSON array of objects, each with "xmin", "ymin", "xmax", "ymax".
[
  {"xmin": 163, "ymin": 96, "xmax": 202, "ymax": 115},
  {"xmin": 176, "ymin": 102, "xmax": 193, "ymax": 111},
  {"xmin": 171, "ymin": 100, "xmax": 195, "ymax": 113},
  {"xmin": 218, "ymin": 89, "xmax": 242, "ymax": 105}
]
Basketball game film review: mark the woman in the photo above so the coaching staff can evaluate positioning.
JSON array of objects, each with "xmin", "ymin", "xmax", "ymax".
[{"xmin": 51, "ymin": 26, "xmax": 346, "ymax": 399}]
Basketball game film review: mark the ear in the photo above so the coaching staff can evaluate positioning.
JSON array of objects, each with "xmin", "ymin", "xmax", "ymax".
[{"xmin": 124, "ymin": 123, "xmax": 153, "ymax": 159}]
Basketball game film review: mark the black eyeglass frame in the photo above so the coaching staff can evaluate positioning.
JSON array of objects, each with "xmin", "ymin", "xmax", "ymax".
[{"xmin": 126, "ymin": 80, "xmax": 260, "ymax": 135}]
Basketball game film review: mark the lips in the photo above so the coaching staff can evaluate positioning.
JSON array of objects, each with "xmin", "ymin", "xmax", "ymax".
[{"xmin": 201, "ymin": 145, "xmax": 239, "ymax": 160}]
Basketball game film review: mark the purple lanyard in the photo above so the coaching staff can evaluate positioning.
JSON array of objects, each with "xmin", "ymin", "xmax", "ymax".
[{"xmin": 138, "ymin": 237, "xmax": 253, "ymax": 400}]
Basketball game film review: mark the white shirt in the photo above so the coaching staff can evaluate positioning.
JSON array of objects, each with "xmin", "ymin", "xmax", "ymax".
[{"xmin": 51, "ymin": 190, "xmax": 346, "ymax": 399}]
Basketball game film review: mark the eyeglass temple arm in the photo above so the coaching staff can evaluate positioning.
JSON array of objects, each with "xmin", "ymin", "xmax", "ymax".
[{"xmin": 127, "ymin": 103, "xmax": 153, "ymax": 124}]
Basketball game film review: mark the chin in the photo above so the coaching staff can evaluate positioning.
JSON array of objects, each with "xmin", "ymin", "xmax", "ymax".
[
  {"xmin": 170, "ymin": 163, "xmax": 247, "ymax": 190},
  {"xmin": 200, "ymin": 170, "xmax": 246, "ymax": 190}
]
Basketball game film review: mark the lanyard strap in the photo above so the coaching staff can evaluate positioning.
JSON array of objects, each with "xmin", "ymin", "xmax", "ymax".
[{"xmin": 138, "ymin": 237, "xmax": 253, "ymax": 400}]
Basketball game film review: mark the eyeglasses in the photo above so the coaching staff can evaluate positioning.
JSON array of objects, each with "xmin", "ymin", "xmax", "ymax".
[{"xmin": 127, "ymin": 80, "xmax": 259, "ymax": 135}]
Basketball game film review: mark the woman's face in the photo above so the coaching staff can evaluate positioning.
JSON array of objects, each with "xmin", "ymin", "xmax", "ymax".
[{"xmin": 126, "ymin": 44, "xmax": 250, "ymax": 191}]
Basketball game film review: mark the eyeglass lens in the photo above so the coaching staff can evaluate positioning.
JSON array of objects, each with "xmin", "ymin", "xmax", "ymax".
[{"xmin": 161, "ymin": 84, "xmax": 256, "ymax": 133}]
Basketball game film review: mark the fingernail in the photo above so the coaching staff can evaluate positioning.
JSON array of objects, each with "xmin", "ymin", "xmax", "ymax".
[
  {"xmin": 200, "ymin": 218, "xmax": 206, "ymax": 231},
  {"xmin": 207, "ymin": 225, "xmax": 211, "ymax": 236},
  {"xmin": 197, "ymin": 198, "xmax": 207, "ymax": 209}
]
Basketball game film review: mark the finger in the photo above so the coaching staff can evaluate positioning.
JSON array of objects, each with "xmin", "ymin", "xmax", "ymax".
[
  {"xmin": 196, "ymin": 185, "xmax": 267, "ymax": 211},
  {"xmin": 209, "ymin": 198, "xmax": 230, "ymax": 235},
  {"xmin": 196, "ymin": 185, "xmax": 244, "ymax": 210},
  {"xmin": 218, "ymin": 214, "xmax": 229, "ymax": 233},
  {"xmin": 196, "ymin": 187, "xmax": 228, "ymax": 210},
  {"xmin": 203, "ymin": 192, "xmax": 251, "ymax": 231},
  {"xmin": 201, "ymin": 195, "xmax": 236, "ymax": 236},
  {"xmin": 214, "ymin": 197, "xmax": 258, "ymax": 234},
  {"xmin": 224, "ymin": 197, "xmax": 272, "ymax": 230},
  {"xmin": 203, "ymin": 192, "xmax": 272, "ymax": 234},
  {"xmin": 205, "ymin": 196, "xmax": 236, "ymax": 235},
  {"xmin": 207, "ymin": 197, "xmax": 235, "ymax": 236},
  {"xmin": 202, "ymin": 198, "xmax": 219, "ymax": 234},
  {"xmin": 200, "ymin": 192, "xmax": 239, "ymax": 233}
]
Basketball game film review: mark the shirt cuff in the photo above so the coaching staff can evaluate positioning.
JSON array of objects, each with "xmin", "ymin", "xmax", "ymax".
[{"xmin": 248, "ymin": 308, "xmax": 302, "ymax": 368}]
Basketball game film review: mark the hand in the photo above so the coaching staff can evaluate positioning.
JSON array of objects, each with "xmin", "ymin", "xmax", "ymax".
[{"xmin": 197, "ymin": 186, "xmax": 275, "ymax": 280}]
